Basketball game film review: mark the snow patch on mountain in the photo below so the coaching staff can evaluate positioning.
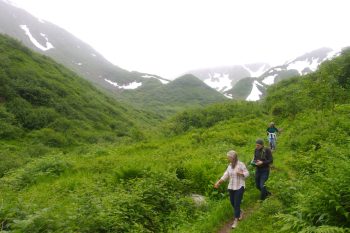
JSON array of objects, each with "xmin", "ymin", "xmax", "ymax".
[
  {"xmin": 326, "ymin": 50, "xmax": 341, "ymax": 60},
  {"xmin": 262, "ymin": 74, "xmax": 278, "ymax": 85},
  {"xmin": 246, "ymin": 80, "xmax": 263, "ymax": 101},
  {"xmin": 287, "ymin": 58, "xmax": 319, "ymax": 74},
  {"xmin": 203, "ymin": 73, "xmax": 232, "ymax": 92},
  {"xmin": 284, "ymin": 48, "xmax": 342, "ymax": 76},
  {"xmin": 243, "ymin": 64, "xmax": 268, "ymax": 77},
  {"xmin": 142, "ymin": 74, "xmax": 170, "ymax": 84},
  {"xmin": 19, "ymin": 25, "xmax": 54, "ymax": 51},
  {"xmin": 223, "ymin": 93, "xmax": 233, "ymax": 99},
  {"xmin": 104, "ymin": 79, "xmax": 142, "ymax": 89}
]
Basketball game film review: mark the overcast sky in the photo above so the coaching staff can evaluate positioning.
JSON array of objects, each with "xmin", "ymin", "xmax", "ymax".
[{"xmin": 9, "ymin": 0, "xmax": 350, "ymax": 79}]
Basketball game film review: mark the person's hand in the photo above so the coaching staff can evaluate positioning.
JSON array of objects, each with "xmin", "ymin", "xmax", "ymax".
[
  {"xmin": 237, "ymin": 169, "xmax": 244, "ymax": 176},
  {"xmin": 214, "ymin": 182, "xmax": 220, "ymax": 189},
  {"xmin": 256, "ymin": 160, "xmax": 263, "ymax": 166}
]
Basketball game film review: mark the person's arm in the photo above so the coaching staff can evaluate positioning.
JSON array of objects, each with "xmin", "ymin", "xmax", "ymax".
[
  {"xmin": 253, "ymin": 149, "xmax": 260, "ymax": 164},
  {"xmin": 238, "ymin": 163, "xmax": 249, "ymax": 178},
  {"xmin": 214, "ymin": 179, "xmax": 224, "ymax": 188},
  {"xmin": 263, "ymin": 148, "xmax": 273, "ymax": 165},
  {"xmin": 214, "ymin": 169, "xmax": 228, "ymax": 188},
  {"xmin": 255, "ymin": 149, "xmax": 265, "ymax": 166}
]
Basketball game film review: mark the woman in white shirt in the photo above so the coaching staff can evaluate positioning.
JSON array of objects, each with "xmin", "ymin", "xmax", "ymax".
[{"xmin": 214, "ymin": 150, "xmax": 249, "ymax": 229}]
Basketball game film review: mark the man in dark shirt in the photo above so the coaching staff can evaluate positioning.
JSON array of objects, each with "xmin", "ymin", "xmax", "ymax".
[{"xmin": 254, "ymin": 139, "xmax": 273, "ymax": 200}]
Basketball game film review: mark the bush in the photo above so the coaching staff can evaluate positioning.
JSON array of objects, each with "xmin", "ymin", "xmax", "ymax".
[
  {"xmin": 30, "ymin": 128, "xmax": 68, "ymax": 147},
  {"xmin": 1, "ymin": 155, "xmax": 71, "ymax": 190},
  {"xmin": 0, "ymin": 120, "xmax": 22, "ymax": 139}
]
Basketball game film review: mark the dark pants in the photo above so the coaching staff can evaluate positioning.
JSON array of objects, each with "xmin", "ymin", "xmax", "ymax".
[
  {"xmin": 255, "ymin": 169, "xmax": 270, "ymax": 200},
  {"xmin": 228, "ymin": 186, "xmax": 245, "ymax": 218}
]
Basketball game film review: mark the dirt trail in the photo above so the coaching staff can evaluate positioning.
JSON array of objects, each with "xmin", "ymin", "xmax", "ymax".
[
  {"xmin": 217, "ymin": 206, "xmax": 256, "ymax": 233},
  {"xmin": 217, "ymin": 218, "xmax": 235, "ymax": 233}
]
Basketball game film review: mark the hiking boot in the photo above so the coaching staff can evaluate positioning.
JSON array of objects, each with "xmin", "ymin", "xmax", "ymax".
[
  {"xmin": 238, "ymin": 210, "xmax": 244, "ymax": 221},
  {"xmin": 231, "ymin": 219, "xmax": 238, "ymax": 229}
]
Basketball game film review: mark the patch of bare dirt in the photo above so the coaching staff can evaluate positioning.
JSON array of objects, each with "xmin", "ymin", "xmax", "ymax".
[
  {"xmin": 217, "ymin": 218, "xmax": 234, "ymax": 233},
  {"xmin": 217, "ymin": 206, "xmax": 255, "ymax": 233}
]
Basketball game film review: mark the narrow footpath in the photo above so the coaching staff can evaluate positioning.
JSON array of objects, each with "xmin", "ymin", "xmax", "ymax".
[
  {"xmin": 217, "ymin": 205, "xmax": 256, "ymax": 233},
  {"xmin": 217, "ymin": 218, "xmax": 235, "ymax": 233}
]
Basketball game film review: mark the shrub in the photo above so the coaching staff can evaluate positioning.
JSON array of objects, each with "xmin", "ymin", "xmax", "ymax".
[
  {"xmin": 1, "ymin": 155, "xmax": 71, "ymax": 190},
  {"xmin": 30, "ymin": 128, "xmax": 68, "ymax": 147}
]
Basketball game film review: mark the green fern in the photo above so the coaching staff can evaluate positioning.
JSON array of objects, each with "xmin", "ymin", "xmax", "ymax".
[
  {"xmin": 275, "ymin": 213, "xmax": 309, "ymax": 232},
  {"xmin": 300, "ymin": 225, "xmax": 349, "ymax": 233},
  {"xmin": 276, "ymin": 213, "xmax": 349, "ymax": 233}
]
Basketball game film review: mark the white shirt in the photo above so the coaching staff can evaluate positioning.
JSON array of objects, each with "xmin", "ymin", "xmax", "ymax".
[{"xmin": 220, "ymin": 161, "xmax": 249, "ymax": 190}]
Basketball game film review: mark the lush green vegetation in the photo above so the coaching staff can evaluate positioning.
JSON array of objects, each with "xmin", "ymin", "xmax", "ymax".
[
  {"xmin": 0, "ymin": 34, "xmax": 152, "ymax": 176},
  {"xmin": 0, "ymin": 34, "xmax": 349, "ymax": 233},
  {"xmin": 228, "ymin": 77, "xmax": 258, "ymax": 100},
  {"xmin": 117, "ymin": 74, "xmax": 227, "ymax": 118}
]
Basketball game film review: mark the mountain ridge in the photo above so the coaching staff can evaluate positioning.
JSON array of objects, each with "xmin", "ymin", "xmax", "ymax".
[
  {"xmin": 1, "ymin": 0, "xmax": 346, "ymax": 105},
  {"xmin": 0, "ymin": 0, "xmax": 159, "ymax": 90},
  {"xmin": 0, "ymin": 34, "xmax": 146, "ymax": 147},
  {"xmin": 223, "ymin": 47, "xmax": 341, "ymax": 100},
  {"xmin": 117, "ymin": 74, "xmax": 227, "ymax": 117},
  {"xmin": 0, "ymin": 0, "xmax": 226, "ymax": 116}
]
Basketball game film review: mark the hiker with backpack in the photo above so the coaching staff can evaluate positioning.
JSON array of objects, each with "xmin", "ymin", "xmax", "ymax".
[
  {"xmin": 252, "ymin": 139, "xmax": 273, "ymax": 200},
  {"xmin": 266, "ymin": 122, "xmax": 279, "ymax": 150},
  {"xmin": 214, "ymin": 150, "xmax": 249, "ymax": 229}
]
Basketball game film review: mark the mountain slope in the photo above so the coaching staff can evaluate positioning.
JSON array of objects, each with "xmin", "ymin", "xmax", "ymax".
[
  {"xmin": 187, "ymin": 63, "xmax": 270, "ymax": 95},
  {"xmin": 185, "ymin": 48, "xmax": 341, "ymax": 101},
  {"xmin": 0, "ymin": 0, "xmax": 166, "ymax": 91},
  {"xmin": 224, "ymin": 47, "xmax": 341, "ymax": 100},
  {"xmin": 118, "ymin": 74, "xmax": 227, "ymax": 116},
  {"xmin": 260, "ymin": 47, "xmax": 339, "ymax": 84},
  {"xmin": 1, "ymin": 0, "xmax": 227, "ymax": 116},
  {"xmin": 264, "ymin": 47, "xmax": 350, "ymax": 117},
  {"xmin": 4, "ymin": 0, "xmax": 346, "ymax": 108},
  {"xmin": 0, "ymin": 34, "xmax": 144, "ymax": 145}
]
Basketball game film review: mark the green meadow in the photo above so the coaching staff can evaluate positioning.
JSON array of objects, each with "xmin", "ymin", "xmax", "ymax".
[{"xmin": 0, "ymin": 34, "xmax": 349, "ymax": 232}]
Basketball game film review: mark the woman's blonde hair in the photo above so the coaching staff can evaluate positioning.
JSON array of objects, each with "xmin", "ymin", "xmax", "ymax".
[{"xmin": 227, "ymin": 150, "xmax": 238, "ymax": 168}]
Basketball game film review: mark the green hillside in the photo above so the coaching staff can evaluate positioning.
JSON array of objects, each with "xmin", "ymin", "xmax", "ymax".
[
  {"xmin": 229, "ymin": 77, "xmax": 255, "ymax": 100},
  {"xmin": 0, "ymin": 34, "xmax": 149, "ymax": 175},
  {"xmin": 118, "ymin": 74, "xmax": 227, "ymax": 117},
  {"xmin": 0, "ymin": 34, "xmax": 349, "ymax": 233}
]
